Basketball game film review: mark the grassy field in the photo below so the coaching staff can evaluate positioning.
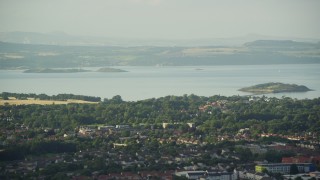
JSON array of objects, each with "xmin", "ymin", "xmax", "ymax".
[{"xmin": 0, "ymin": 97, "xmax": 99, "ymax": 105}]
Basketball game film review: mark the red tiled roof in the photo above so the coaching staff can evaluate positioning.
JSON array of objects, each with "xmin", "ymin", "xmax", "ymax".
[{"xmin": 282, "ymin": 156, "xmax": 320, "ymax": 164}]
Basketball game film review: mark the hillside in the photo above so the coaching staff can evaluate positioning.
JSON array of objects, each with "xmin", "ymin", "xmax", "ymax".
[
  {"xmin": 244, "ymin": 40, "xmax": 317, "ymax": 49},
  {"xmin": 0, "ymin": 40, "xmax": 319, "ymax": 69}
]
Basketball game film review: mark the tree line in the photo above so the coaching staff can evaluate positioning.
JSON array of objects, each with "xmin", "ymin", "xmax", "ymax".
[
  {"xmin": 0, "ymin": 92, "xmax": 101, "ymax": 102},
  {"xmin": 1, "ymin": 93, "xmax": 319, "ymax": 136}
]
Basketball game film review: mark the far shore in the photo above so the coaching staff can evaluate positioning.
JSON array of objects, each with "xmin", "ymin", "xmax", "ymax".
[{"xmin": 0, "ymin": 98, "xmax": 99, "ymax": 105}]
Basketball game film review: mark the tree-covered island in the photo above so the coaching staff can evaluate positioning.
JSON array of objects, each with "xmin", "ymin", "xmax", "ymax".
[
  {"xmin": 239, "ymin": 82, "xmax": 312, "ymax": 94},
  {"xmin": 96, "ymin": 67, "xmax": 128, "ymax": 72},
  {"xmin": 24, "ymin": 68, "xmax": 90, "ymax": 73}
]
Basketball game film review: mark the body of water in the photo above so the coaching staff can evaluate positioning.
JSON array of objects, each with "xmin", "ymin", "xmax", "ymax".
[{"xmin": 1, "ymin": 64, "xmax": 319, "ymax": 101}]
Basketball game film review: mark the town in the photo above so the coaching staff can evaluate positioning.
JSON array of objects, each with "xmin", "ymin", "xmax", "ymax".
[{"xmin": 0, "ymin": 93, "xmax": 320, "ymax": 179}]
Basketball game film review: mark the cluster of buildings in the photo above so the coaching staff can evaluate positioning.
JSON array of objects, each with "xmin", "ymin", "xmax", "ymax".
[
  {"xmin": 198, "ymin": 100, "xmax": 229, "ymax": 113},
  {"xmin": 4, "ymin": 154, "xmax": 65, "ymax": 175},
  {"xmin": 260, "ymin": 132, "xmax": 320, "ymax": 142},
  {"xmin": 90, "ymin": 171, "xmax": 174, "ymax": 180},
  {"xmin": 282, "ymin": 156, "xmax": 320, "ymax": 165},
  {"xmin": 1, "ymin": 117, "xmax": 320, "ymax": 180}
]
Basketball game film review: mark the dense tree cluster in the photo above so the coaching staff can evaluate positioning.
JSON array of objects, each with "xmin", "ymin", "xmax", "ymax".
[
  {"xmin": 1, "ymin": 94, "xmax": 319, "ymax": 135},
  {"xmin": 0, "ymin": 141, "xmax": 76, "ymax": 161}
]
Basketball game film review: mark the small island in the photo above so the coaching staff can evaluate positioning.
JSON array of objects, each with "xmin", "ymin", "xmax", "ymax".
[
  {"xmin": 239, "ymin": 82, "xmax": 312, "ymax": 94},
  {"xmin": 96, "ymin": 67, "xmax": 127, "ymax": 73},
  {"xmin": 23, "ymin": 67, "xmax": 128, "ymax": 73},
  {"xmin": 24, "ymin": 68, "xmax": 90, "ymax": 73}
]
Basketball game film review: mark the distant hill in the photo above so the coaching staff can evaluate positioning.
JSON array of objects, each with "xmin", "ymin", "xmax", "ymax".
[
  {"xmin": 244, "ymin": 40, "xmax": 318, "ymax": 50},
  {"xmin": 1, "ymin": 31, "xmax": 319, "ymax": 47},
  {"xmin": 0, "ymin": 39, "xmax": 319, "ymax": 69}
]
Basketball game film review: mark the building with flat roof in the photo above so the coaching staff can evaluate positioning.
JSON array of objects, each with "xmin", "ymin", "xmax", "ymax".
[
  {"xmin": 255, "ymin": 163, "xmax": 316, "ymax": 174},
  {"xmin": 174, "ymin": 171, "xmax": 236, "ymax": 180}
]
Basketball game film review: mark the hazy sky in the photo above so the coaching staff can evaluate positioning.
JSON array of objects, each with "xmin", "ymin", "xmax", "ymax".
[{"xmin": 1, "ymin": 0, "xmax": 320, "ymax": 39}]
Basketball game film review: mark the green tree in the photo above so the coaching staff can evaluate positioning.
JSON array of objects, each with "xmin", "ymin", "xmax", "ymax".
[{"xmin": 235, "ymin": 147, "xmax": 253, "ymax": 162}]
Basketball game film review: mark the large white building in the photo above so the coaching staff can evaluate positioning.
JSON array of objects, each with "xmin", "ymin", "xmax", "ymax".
[
  {"xmin": 256, "ymin": 163, "xmax": 316, "ymax": 174},
  {"xmin": 174, "ymin": 171, "xmax": 236, "ymax": 180}
]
